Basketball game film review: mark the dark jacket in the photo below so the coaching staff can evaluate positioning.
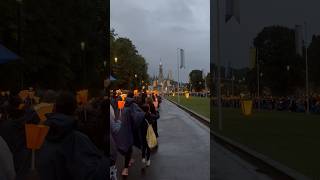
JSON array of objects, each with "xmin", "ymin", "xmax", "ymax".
[
  {"xmin": 140, "ymin": 112, "xmax": 158, "ymax": 141},
  {"xmin": 0, "ymin": 136, "xmax": 16, "ymax": 180},
  {"xmin": 113, "ymin": 97, "xmax": 145, "ymax": 154},
  {"xmin": 110, "ymin": 105, "xmax": 119, "ymax": 163},
  {"xmin": 37, "ymin": 113, "xmax": 108, "ymax": 180},
  {"xmin": 0, "ymin": 108, "xmax": 39, "ymax": 180}
]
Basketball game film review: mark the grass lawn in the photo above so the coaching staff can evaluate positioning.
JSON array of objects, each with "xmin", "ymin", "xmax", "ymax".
[
  {"xmin": 166, "ymin": 96, "xmax": 210, "ymax": 119},
  {"xmin": 166, "ymin": 96, "xmax": 320, "ymax": 179}
]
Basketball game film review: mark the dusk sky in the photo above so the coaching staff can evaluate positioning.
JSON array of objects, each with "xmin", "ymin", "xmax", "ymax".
[
  {"xmin": 111, "ymin": 0, "xmax": 320, "ymax": 82},
  {"xmin": 111, "ymin": 0, "xmax": 209, "ymax": 82}
]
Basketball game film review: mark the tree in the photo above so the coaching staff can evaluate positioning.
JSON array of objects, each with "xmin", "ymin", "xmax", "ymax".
[
  {"xmin": 249, "ymin": 25, "xmax": 304, "ymax": 96},
  {"xmin": 189, "ymin": 70, "xmax": 204, "ymax": 92},
  {"xmin": 308, "ymin": 35, "xmax": 320, "ymax": 92},
  {"xmin": 0, "ymin": 0, "xmax": 107, "ymax": 91},
  {"xmin": 206, "ymin": 72, "xmax": 212, "ymax": 91},
  {"xmin": 110, "ymin": 35, "xmax": 149, "ymax": 90}
]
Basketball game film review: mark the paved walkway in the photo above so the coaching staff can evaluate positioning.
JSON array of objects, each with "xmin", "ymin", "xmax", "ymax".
[
  {"xmin": 116, "ymin": 99, "xmax": 210, "ymax": 180},
  {"xmin": 212, "ymin": 137, "xmax": 271, "ymax": 180},
  {"xmin": 116, "ymin": 99, "xmax": 272, "ymax": 180}
]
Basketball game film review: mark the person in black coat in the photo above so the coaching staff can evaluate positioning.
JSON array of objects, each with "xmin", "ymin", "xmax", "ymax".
[
  {"xmin": 113, "ymin": 92, "xmax": 145, "ymax": 176},
  {"xmin": 146, "ymin": 97, "xmax": 160, "ymax": 138},
  {"xmin": 140, "ymin": 104, "xmax": 158, "ymax": 166},
  {"xmin": 0, "ymin": 95, "xmax": 40, "ymax": 180},
  {"xmin": 37, "ymin": 91, "xmax": 108, "ymax": 180}
]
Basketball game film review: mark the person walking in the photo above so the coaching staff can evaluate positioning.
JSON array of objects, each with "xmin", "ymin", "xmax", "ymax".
[
  {"xmin": 146, "ymin": 96, "xmax": 160, "ymax": 138},
  {"xmin": 37, "ymin": 91, "xmax": 108, "ymax": 180},
  {"xmin": 113, "ymin": 91, "xmax": 145, "ymax": 176},
  {"xmin": 0, "ymin": 95, "xmax": 40, "ymax": 180},
  {"xmin": 140, "ymin": 104, "xmax": 158, "ymax": 167},
  {"xmin": 0, "ymin": 136, "xmax": 16, "ymax": 180}
]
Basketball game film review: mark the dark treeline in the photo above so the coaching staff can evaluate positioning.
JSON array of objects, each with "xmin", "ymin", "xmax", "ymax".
[
  {"xmin": 212, "ymin": 25, "xmax": 320, "ymax": 97},
  {"xmin": 110, "ymin": 29, "xmax": 149, "ymax": 90},
  {"xmin": 0, "ymin": 0, "xmax": 106, "ymax": 93}
]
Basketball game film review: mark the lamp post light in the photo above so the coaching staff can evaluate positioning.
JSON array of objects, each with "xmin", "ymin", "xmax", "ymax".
[
  {"xmin": 17, "ymin": 0, "xmax": 23, "ymax": 89},
  {"xmin": 80, "ymin": 42, "xmax": 86, "ymax": 51},
  {"xmin": 80, "ymin": 41, "xmax": 86, "ymax": 87},
  {"xmin": 232, "ymin": 76, "xmax": 235, "ymax": 97},
  {"xmin": 115, "ymin": 57, "xmax": 118, "ymax": 63}
]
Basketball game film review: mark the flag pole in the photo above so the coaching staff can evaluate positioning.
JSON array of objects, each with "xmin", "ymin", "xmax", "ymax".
[
  {"xmin": 257, "ymin": 48, "xmax": 260, "ymax": 111},
  {"xmin": 214, "ymin": 0, "xmax": 222, "ymax": 130},
  {"xmin": 177, "ymin": 48, "xmax": 180, "ymax": 104}
]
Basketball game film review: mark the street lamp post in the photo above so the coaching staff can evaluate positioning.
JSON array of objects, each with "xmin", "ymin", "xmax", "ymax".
[
  {"xmin": 232, "ymin": 76, "xmax": 235, "ymax": 97},
  {"xmin": 113, "ymin": 57, "xmax": 118, "ymax": 78},
  {"xmin": 17, "ymin": 0, "xmax": 23, "ymax": 89},
  {"xmin": 134, "ymin": 74, "xmax": 138, "ymax": 89},
  {"xmin": 81, "ymin": 42, "xmax": 86, "ymax": 87},
  {"xmin": 256, "ymin": 49, "xmax": 263, "ymax": 111},
  {"xmin": 304, "ymin": 22, "xmax": 310, "ymax": 114},
  {"xmin": 177, "ymin": 48, "xmax": 181, "ymax": 104},
  {"xmin": 214, "ymin": 0, "xmax": 222, "ymax": 130}
]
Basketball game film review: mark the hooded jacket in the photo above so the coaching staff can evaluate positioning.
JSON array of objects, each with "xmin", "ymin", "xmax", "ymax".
[
  {"xmin": 0, "ymin": 108, "xmax": 39, "ymax": 180},
  {"xmin": 113, "ymin": 97, "xmax": 145, "ymax": 154},
  {"xmin": 37, "ymin": 113, "xmax": 108, "ymax": 180},
  {"xmin": 0, "ymin": 136, "xmax": 16, "ymax": 180}
]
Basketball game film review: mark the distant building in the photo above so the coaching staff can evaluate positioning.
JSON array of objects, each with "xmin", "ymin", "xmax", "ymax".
[{"xmin": 151, "ymin": 61, "xmax": 174, "ymax": 94}]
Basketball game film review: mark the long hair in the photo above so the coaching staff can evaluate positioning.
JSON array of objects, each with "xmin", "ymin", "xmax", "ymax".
[{"xmin": 146, "ymin": 96, "xmax": 153, "ymax": 106}]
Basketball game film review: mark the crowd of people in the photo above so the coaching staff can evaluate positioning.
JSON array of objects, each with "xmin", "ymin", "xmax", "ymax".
[
  {"xmin": 0, "ymin": 88, "xmax": 112, "ymax": 180},
  {"xmin": 0, "ymin": 84, "xmax": 163, "ymax": 180},
  {"xmin": 214, "ymin": 95, "xmax": 320, "ymax": 113},
  {"xmin": 109, "ymin": 89, "xmax": 161, "ymax": 179}
]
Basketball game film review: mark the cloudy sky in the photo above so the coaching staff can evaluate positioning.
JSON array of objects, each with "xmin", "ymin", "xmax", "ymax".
[
  {"xmin": 111, "ymin": 0, "xmax": 320, "ymax": 82},
  {"xmin": 111, "ymin": 0, "xmax": 209, "ymax": 82}
]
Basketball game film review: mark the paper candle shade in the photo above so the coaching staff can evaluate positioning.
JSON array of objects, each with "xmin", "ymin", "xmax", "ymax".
[
  {"xmin": 118, "ymin": 101, "xmax": 125, "ymax": 109},
  {"xmin": 25, "ymin": 124, "xmax": 49, "ymax": 150},
  {"xmin": 34, "ymin": 96, "xmax": 40, "ymax": 104},
  {"xmin": 241, "ymin": 100, "xmax": 253, "ymax": 116},
  {"xmin": 76, "ymin": 90, "xmax": 88, "ymax": 104},
  {"xmin": 29, "ymin": 91, "xmax": 35, "ymax": 99},
  {"xmin": 134, "ymin": 90, "xmax": 138, "ymax": 96},
  {"xmin": 19, "ymin": 90, "xmax": 30, "ymax": 100},
  {"xmin": 121, "ymin": 94, "xmax": 127, "ymax": 101},
  {"xmin": 34, "ymin": 103, "xmax": 54, "ymax": 121},
  {"xmin": 18, "ymin": 104, "xmax": 25, "ymax": 110}
]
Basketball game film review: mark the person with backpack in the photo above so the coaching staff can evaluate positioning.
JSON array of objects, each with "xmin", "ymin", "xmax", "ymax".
[
  {"xmin": 113, "ymin": 91, "xmax": 145, "ymax": 176},
  {"xmin": 140, "ymin": 104, "xmax": 158, "ymax": 167},
  {"xmin": 146, "ymin": 96, "xmax": 160, "ymax": 138}
]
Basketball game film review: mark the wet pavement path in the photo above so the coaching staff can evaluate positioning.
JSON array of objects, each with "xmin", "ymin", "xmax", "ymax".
[
  {"xmin": 212, "ymin": 137, "xmax": 272, "ymax": 180},
  {"xmin": 116, "ymin": 99, "xmax": 272, "ymax": 180},
  {"xmin": 116, "ymin": 99, "xmax": 210, "ymax": 180}
]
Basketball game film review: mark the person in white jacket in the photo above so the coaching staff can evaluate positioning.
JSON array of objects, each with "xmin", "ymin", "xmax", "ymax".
[
  {"xmin": 0, "ymin": 136, "xmax": 16, "ymax": 180},
  {"xmin": 110, "ymin": 105, "xmax": 121, "ymax": 180}
]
